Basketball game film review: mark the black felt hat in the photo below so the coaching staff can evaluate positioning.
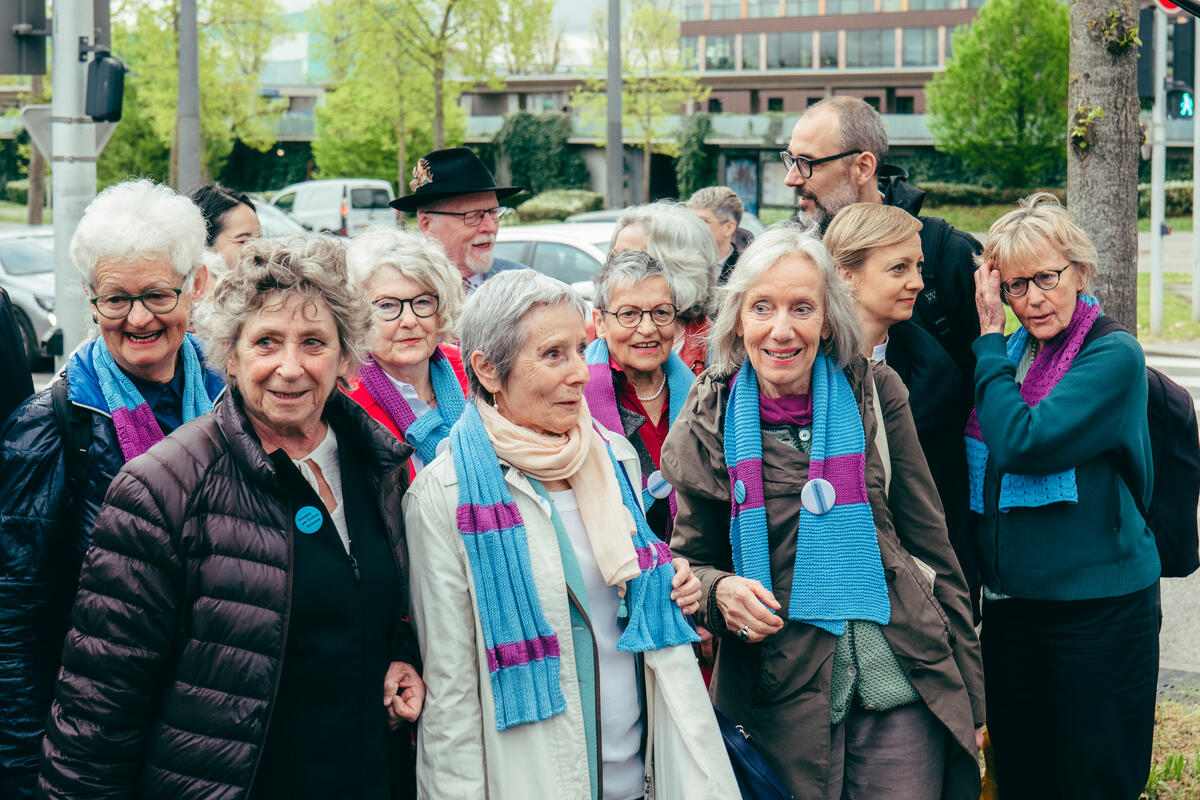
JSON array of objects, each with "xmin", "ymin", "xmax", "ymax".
[{"xmin": 389, "ymin": 147, "xmax": 525, "ymax": 212}]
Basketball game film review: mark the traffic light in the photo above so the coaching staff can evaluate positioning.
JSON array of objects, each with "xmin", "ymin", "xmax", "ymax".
[
  {"xmin": 0, "ymin": 0, "xmax": 47, "ymax": 75},
  {"xmin": 1167, "ymin": 82, "xmax": 1196, "ymax": 118}
]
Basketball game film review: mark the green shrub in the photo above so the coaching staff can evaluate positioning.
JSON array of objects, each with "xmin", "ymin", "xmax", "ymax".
[
  {"xmin": 495, "ymin": 113, "xmax": 590, "ymax": 195},
  {"xmin": 516, "ymin": 190, "xmax": 603, "ymax": 222},
  {"xmin": 676, "ymin": 113, "xmax": 716, "ymax": 198},
  {"xmin": 1137, "ymin": 181, "xmax": 1193, "ymax": 218},
  {"xmin": 917, "ymin": 182, "xmax": 1065, "ymax": 207}
]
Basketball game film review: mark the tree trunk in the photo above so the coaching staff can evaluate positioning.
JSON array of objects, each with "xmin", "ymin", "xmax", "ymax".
[
  {"xmin": 396, "ymin": 107, "xmax": 408, "ymax": 226},
  {"xmin": 642, "ymin": 140, "xmax": 651, "ymax": 203},
  {"xmin": 432, "ymin": 59, "xmax": 445, "ymax": 150},
  {"xmin": 1067, "ymin": 0, "xmax": 1140, "ymax": 329},
  {"xmin": 27, "ymin": 75, "xmax": 45, "ymax": 226}
]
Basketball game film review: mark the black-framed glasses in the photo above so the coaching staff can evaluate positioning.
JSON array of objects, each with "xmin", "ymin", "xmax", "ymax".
[
  {"xmin": 89, "ymin": 287, "xmax": 183, "ymax": 320},
  {"xmin": 421, "ymin": 207, "xmax": 501, "ymax": 227},
  {"xmin": 779, "ymin": 149, "xmax": 863, "ymax": 179},
  {"xmin": 1000, "ymin": 265, "xmax": 1072, "ymax": 298},
  {"xmin": 600, "ymin": 303, "xmax": 678, "ymax": 328},
  {"xmin": 373, "ymin": 293, "xmax": 440, "ymax": 321}
]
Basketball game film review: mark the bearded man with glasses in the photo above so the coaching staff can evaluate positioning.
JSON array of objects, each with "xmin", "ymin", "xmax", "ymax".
[{"xmin": 391, "ymin": 147, "xmax": 528, "ymax": 295}]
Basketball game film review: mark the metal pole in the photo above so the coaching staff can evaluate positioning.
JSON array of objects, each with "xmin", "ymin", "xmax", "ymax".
[
  {"xmin": 176, "ymin": 0, "xmax": 202, "ymax": 191},
  {"xmin": 52, "ymin": 0, "xmax": 96, "ymax": 367},
  {"xmin": 1193, "ymin": 18, "xmax": 1200, "ymax": 321},
  {"xmin": 1151, "ymin": 7, "xmax": 1167, "ymax": 335},
  {"xmin": 605, "ymin": 0, "xmax": 623, "ymax": 209}
]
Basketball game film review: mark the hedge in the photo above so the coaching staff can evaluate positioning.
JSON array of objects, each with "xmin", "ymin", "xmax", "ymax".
[
  {"xmin": 918, "ymin": 182, "xmax": 1066, "ymax": 207},
  {"xmin": 1137, "ymin": 181, "xmax": 1192, "ymax": 218},
  {"xmin": 515, "ymin": 190, "xmax": 603, "ymax": 222}
]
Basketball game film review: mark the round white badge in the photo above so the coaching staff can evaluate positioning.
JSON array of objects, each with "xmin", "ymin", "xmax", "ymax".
[
  {"xmin": 647, "ymin": 470, "xmax": 673, "ymax": 500},
  {"xmin": 801, "ymin": 478, "xmax": 836, "ymax": 515}
]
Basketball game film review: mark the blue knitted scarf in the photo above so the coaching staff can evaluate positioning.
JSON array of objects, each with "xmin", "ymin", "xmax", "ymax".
[
  {"xmin": 723, "ymin": 356, "xmax": 890, "ymax": 636},
  {"xmin": 964, "ymin": 295, "xmax": 1101, "ymax": 513},
  {"xmin": 584, "ymin": 337, "xmax": 694, "ymax": 513},
  {"xmin": 450, "ymin": 401, "xmax": 698, "ymax": 731},
  {"xmin": 357, "ymin": 349, "xmax": 466, "ymax": 464}
]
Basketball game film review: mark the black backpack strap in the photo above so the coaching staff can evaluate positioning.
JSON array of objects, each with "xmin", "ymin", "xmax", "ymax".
[{"xmin": 51, "ymin": 376, "xmax": 91, "ymax": 508}]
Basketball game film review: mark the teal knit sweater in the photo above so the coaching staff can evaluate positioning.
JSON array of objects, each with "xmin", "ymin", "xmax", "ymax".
[{"xmin": 971, "ymin": 330, "xmax": 1160, "ymax": 601}]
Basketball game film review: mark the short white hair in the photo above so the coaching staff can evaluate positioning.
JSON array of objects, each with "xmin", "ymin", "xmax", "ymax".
[
  {"xmin": 347, "ymin": 228, "xmax": 465, "ymax": 340},
  {"xmin": 458, "ymin": 269, "xmax": 588, "ymax": 403},
  {"xmin": 71, "ymin": 179, "xmax": 206, "ymax": 293},
  {"xmin": 708, "ymin": 223, "xmax": 862, "ymax": 374},
  {"xmin": 611, "ymin": 200, "xmax": 717, "ymax": 317}
]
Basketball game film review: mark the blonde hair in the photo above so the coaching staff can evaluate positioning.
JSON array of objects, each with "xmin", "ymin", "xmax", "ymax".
[
  {"xmin": 824, "ymin": 203, "xmax": 923, "ymax": 273},
  {"xmin": 980, "ymin": 193, "xmax": 1097, "ymax": 292}
]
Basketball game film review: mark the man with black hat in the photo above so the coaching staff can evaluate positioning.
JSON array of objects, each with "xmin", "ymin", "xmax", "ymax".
[{"xmin": 391, "ymin": 147, "xmax": 527, "ymax": 293}]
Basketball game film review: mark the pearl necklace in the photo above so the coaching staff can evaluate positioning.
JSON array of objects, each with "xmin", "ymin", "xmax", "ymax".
[{"xmin": 636, "ymin": 373, "xmax": 667, "ymax": 403}]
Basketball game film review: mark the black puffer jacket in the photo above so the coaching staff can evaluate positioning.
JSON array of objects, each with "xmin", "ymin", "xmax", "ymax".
[{"xmin": 38, "ymin": 391, "xmax": 416, "ymax": 799}]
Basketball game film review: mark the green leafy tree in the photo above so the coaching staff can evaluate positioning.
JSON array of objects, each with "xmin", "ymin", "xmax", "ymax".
[
  {"xmin": 571, "ymin": 0, "xmax": 709, "ymax": 201},
  {"xmin": 494, "ymin": 112, "xmax": 589, "ymax": 194},
  {"xmin": 675, "ymin": 112, "xmax": 715, "ymax": 197},
  {"xmin": 926, "ymin": 0, "xmax": 1069, "ymax": 187}
]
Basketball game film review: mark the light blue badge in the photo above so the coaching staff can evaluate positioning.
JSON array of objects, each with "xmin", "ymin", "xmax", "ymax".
[
  {"xmin": 801, "ymin": 478, "xmax": 836, "ymax": 515},
  {"xmin": 733, "ymin": 479, "xmax": 747, "ymax": 504},
  {"xmin": 647, "ymin": 470, "xmax": 672, "ymax": 500},
  {"xmin": 295, "ymin": 505, "xmax": 323, "ymax": 534}
]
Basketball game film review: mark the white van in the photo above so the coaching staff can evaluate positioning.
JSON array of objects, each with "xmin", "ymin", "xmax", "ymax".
[{"xmin": 269, "ymin": 179, "xmax": 396, "ymax": 237}]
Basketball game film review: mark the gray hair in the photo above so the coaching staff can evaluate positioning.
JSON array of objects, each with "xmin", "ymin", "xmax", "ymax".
[
  {"xmin": 347, "ymin": 228, "xmax": 465, "ymax": 341},
  {"xmin": 458, "ymin": 269, "xmax": 589, "ymax": 403},
  {"xmin": 198, "ymin": 235, "xmax": 373, "ymax": 389},
  {"xmin": 611, "ymin": 200, "xmax": 717, "ymax": 317},
  {"xmin": 805, "ymin": 96, "xmax": 889, "ymax": 168},
  {"xmin": 594, "ymin": 249, "xmax": 677, "ymax": 311},
  {"xmin": 708, "ymin": 223, "xmax": 863, "ymax": 374},
  {"xmin": 687, "ymin": 186, "xmax": 744, "ymax": 226},
  {"xmin": 71, "ymin": 179, "xmax": 207, "ymax": 293}
]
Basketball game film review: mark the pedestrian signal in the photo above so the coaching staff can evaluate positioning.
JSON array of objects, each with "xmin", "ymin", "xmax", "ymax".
[{"xmin": 1168, "ymin": 85, "xmax": 1195, "ymax": 119}]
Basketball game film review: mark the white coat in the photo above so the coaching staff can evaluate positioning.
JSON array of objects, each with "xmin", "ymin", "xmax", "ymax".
[{"xmin": 403, "ymin": 428, "xmax": 739, "ymax": 800}]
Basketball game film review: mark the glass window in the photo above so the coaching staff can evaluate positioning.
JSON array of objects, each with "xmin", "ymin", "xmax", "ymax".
[
  {"xmin": 748, "ymin": 0, "xmax": 778, "ymax": 17},
  {"xmin": 894, "ymin": 96, "xmax": 915, "ymax": 114},
  {"xmin": 785, "ymin": 0, "xmax": 818, "ymax": 12},
  {"xmin": 709, "ymin": 98, "xmax": 724, "ymax": 112},
  {"xmin": 863, "ymin": 96, "xmax": 880, "ymax": 109},
  {"xmin": 682, "ymin": 36, "xmax": 701, "ymax": 69},
  {"xmin": 880, "ymin": 0, "xmax": 903, "ymax": 8},
  {"xmin": 845, "ymin": 28, "xmax": 894, "ymax": 68},
  {"xmin": 351, "ymin": 188, "xmax": 391, "ymax": 209},
  {"xmin": 825, "ymin": 0, "xmax": 872, "ymax": 13},
  {"xmin": 903, "ymin": 27, "xmax": 938, "ymax": 66},
  {"xmin": 742, "ymin": 34, "xmax": 761, "ymax": 69},
  {"xmin": 767, "ymin": 97, "xmax": 784, "ymax": 111},
  {"xmin": 493, "ymin": 241, "xmax": 528, "ymax": 264},
  {"xmin": 967, "ymin": 0, "xmax": 984, "ymax": 6},
  {"xmin": 766, "ymin": 32, "xmax": 812, "ymax": 68},
  {"xmin": 710, "ymin": 0, "xmax": 741, "ymax": 19},
  {"xmin": 684, "ymin": 0, "xmax": 706, "ymax": 20},
  {"xmin": 910, "ymin": 0, "xmax": 957, "ymax": 8},
  {"xmin": 820, "ymin": 31, "xmax": 838, "ymax": 68},
  {"xmin": 706, "ymin": 35, "xmax": 735, "ymax": 70},
  {"xmin": 273, "ymin": 192, "xmax": 296, "ymax": 212},
  {"xmin": 0, "ymin": 237, "xmax": 53, "ymax": 276},
  {"xmin": 531, "ymin": 242, "xmax": 602, "ymax": 284}
]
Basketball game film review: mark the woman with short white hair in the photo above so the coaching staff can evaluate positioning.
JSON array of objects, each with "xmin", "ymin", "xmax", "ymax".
[
  {"xmin": 404, "ymin": 268, "xmax": 738, "ymax": 799},
  {"xmin": 663, "ymin": 224, "xmax": 985, "ymax": 800},
  {"xmin": 611, "ymin": 201, "xmax": 717, "ymax": 374},
  {"xmin": 0, "ymin": 179, "xmax": 225, "ymax": 797},
  {"xmin": 345, "ymin": 228, "xmax": 467, "ymax": 476}
]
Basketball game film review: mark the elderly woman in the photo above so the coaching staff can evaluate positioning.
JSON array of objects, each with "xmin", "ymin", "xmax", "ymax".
[
  {"xmin": 189, "ymin": 183, "xmax": 261, "ymax": 271},
  {"xmin": 345, "ymin": 229, "xmax": 467, "ymax": 476},
  {"xmin": 38, "ymin": 237, "xmax": 423, "ymax": 799},
  {"xmin": 969, "ymin": 194, "xmax": 1159, "ymax": 799},
  {"xmin": 586, "ymin": 249, "xmax": 694, "ymax": 541},
  {"xmin": 0, "ymin": 180, "xmax": 225, "ymax": 799},
  {"xmin": 403, "ymin": 269, "xmax": 738, "ymax": 799},
  {"xmin": 825, "ymin": 203, "xmax": 977, "ymax": 611},
  {"xmin": 610, "ymin": 201, "xmax": 717, "ymax": 375},
  {"xmin": 662, "ymin": 225, "xmax": 985, "ymax": 800}
]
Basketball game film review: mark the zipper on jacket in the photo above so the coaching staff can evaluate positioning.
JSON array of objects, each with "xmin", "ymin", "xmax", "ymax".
[{"xmin": 566, "ymin": 584, "xmax": 604, "ymax": 800}]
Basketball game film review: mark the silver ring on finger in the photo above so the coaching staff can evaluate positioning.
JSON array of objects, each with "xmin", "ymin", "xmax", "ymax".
[{"xmin": 736, "ymin": 625, "xmax": 750, "ymax": 642}]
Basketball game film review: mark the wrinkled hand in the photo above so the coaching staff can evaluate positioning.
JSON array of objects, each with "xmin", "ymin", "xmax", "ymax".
[
  {"xmin": 976, "ymin": 727, "xmax": 985, "ymax": 752},
  {"xmin": 974, "ymin": 261, "xmax": 1006, "ymax": 336},
  {"xmin": 714, "ymin": 575, "xmax": 784, "ymax": 643},
  {"xmin": 383, "ymin": 660, "xmax": 425, "ymax": 728},
  {"xmin": 671, "ymin": 557, "xmax": 701, "ymax": 615}
]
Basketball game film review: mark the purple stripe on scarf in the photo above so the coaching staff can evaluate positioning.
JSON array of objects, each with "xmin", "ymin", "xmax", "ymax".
[
  {"xmin": 358, "ymin": 356, "xmax": 418, "ymax": 434},
  {"xmin": 729, "ymin": 459, "xmax": 766, "ymax": 514},
  {"xmin": 485, "ymin": 634, "xmax": 561, "ymax": 672},
  {"xmin": 456, "ymin": 502, "xmax": 523, "ymax": 533},
  {"xmin": 111, "ymin": 403, "xmax": 164, "ymax": 461},
  {"xmin": 585, "ymin": 362, "xmax": 625, "ymax": 436},
  {"xmin": 809, "ymin": 453, "xmax": 869, "ymax": 506},
  {"xmin": 636, "ymin": 540, "xmax": 674, "ymax": 570}
]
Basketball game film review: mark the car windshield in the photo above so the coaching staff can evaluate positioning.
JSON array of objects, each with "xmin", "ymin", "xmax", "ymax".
[
  {"xmin": 351, "ymin": 188, "xmax": 392, "ymax": 209},
  {"xmin": 0, "ymin": 237, "xmax": 54, "ymax": 275},
  {"xmin": 256, "ymin": 203, "xmax": 307, "ymax": 237}
]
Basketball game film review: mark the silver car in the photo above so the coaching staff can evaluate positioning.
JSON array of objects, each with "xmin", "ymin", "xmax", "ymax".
[
  {"xmin": 495, "ymin": 222, "xmax": 616, "ymax": 301},
  {"xmin": 0, "ymin": 228, "xmax": 55, "ymax": 367}
]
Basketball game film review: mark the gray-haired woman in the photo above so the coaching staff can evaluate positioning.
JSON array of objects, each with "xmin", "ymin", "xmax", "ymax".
[
  {"xmin": 0, "ymin": 179, "xmax": 226, "ymax": 799},
  {"xmin": 403, "ymin": 269, "xmax": 737, "ymax": 799},
  {"xmin": 611, "ymin": 201, "xmax": 718, "ymax": 374},
  {"xmin": 345, "ymin": 228, "xmax": 468, "ymax": 478},
  {"xmin": 662, "ymin": 225, "xmax": 985, "ymax": 800},
  {"xmin": 39, "ymin": 236, "xmax": 423, "ymax": 799}
]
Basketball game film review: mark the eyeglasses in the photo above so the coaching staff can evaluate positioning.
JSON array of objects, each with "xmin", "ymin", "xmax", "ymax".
[
  {"xmin": 779, "ymin": 149, "xmax": 863, "ymax": 179},
  {"xmin": 1000, "ymin": 265, "xmax": 1072, "ymax": 298},
  {"xmin": 90, "ymin": 287, "xmax": 183, "ymax": 320},
  {"xmin": 600, "ymin": 303, "xmax": 678, "ymax": 328},
  {"xmin": 421, "ymin": 207, "xmax": 501, "ymax": 227},
  {"xmin": 373, "ymin": 294, "xmax": 440, "ymax": 321}
]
